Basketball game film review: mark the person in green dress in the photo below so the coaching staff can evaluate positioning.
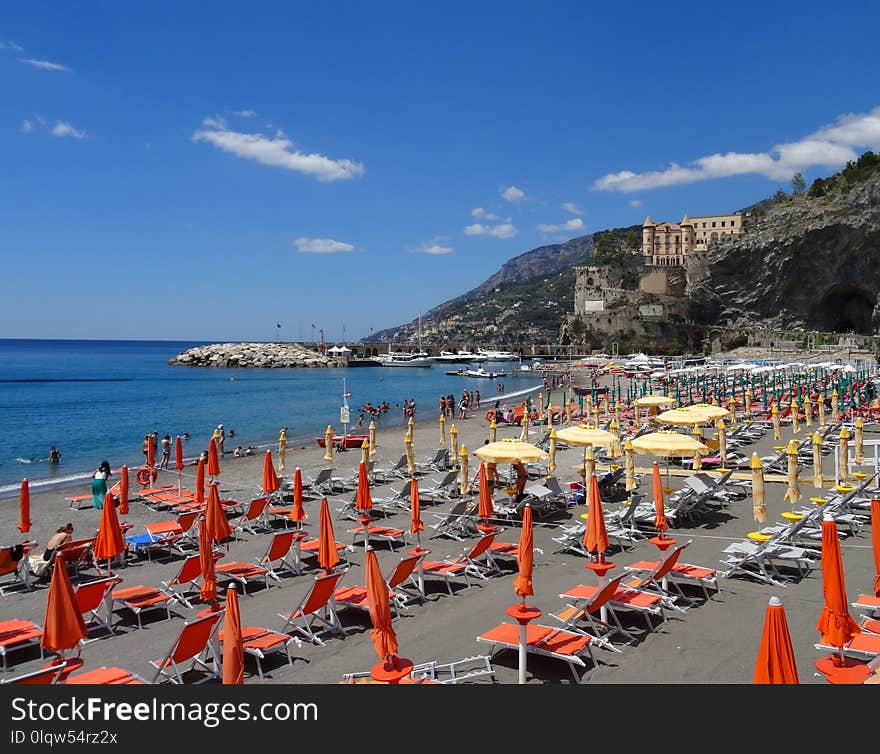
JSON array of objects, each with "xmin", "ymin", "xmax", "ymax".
[{"xmin": 91, "ymin": 460, "xmax": 111, "ymax": 509}]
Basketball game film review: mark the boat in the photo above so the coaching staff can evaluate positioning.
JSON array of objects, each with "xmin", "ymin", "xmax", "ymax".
[
  {"xmin": 477, "ymin": 348, "xmax": 519, "ymax": 361},
  {"xmin": 316, "ymin": 434, "xmax": 370, "ymax": 449},
  {"xmin": 378, "ymin": 351, "xmax": 434, "ymax": 367},
  {"xmin": 435, "ymin": 350, "xmax": 488, "ymax": 363},
  {"xmin": 447, "ymin": 367, "xmax": 508, "ymax": 378}
]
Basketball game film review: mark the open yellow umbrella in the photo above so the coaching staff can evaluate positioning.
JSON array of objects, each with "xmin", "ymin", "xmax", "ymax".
[
  {"xmin": 633, "ymin": 395, "xmax": 674, "ymax": 421},
  {"xmin": 323, "ymin": 425, "xmax": 334, "ymax": 463},
  {"xmin": 474, "ymin": 438, "xmax": 549, "ymax": 464},
  {"xmin": 439, "ymin": 414, "xmax": 446, "ymax": 447},
  {"xmin": 804, "ymin": 394, "xmax": 813, "ymax": 428},
  {"xmin": 838, "ymin": 427, "xmax": 850, "ymax": 483},
  {"xmin": 771, "ymin": 405, "xmax": 781, "ymax": 441},
  {"xmin": 686, "ymin": 403, "xmax": 730, "ymax": 420},
  {"xmin": 783, "ymin": 440, "xmax": 800, "ymax": 505},
  {"xmin": 450, "ymin": 424, "xmax": 459, "ymax": 469},
  {"xmin": 556, "ymin": 424, "xmax": 613, "ymax": 480},
  {"xmin": 813, "ymin": 432, "xmax": 824, "ymax": 489},
  {"xmin": 855, "ymin": 417, "xmax": 864, "ymax": 464},
  {"xmin": 459, "ymin": 445, "xmax": 469, "ymax": 495},
  {"xmin": 654, "ymin": 407, "xmax": 712, "ymax": 427},
  {"xmin": 369, "ymin": 420, "xmax": 377, "ymax": 460},
  {"xmin": 630, "ymin": 430, "xmax": 710, "ymax": 495},
  {"xmin": 791, "ymin": 399, "xmax": 800, "ymax": 435},
  {"xmin": 751, "ymin": 453, "xmax": 767, "ymax": 523}
]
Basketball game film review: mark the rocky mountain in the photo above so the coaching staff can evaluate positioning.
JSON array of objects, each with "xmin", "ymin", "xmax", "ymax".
[
  {"xmin": 688, "ymin": 152, "xmax": 880, "ymax": 336},
  {"xmin": 366, "ymin": 234, "xmax": 604, "ymax": 347}
]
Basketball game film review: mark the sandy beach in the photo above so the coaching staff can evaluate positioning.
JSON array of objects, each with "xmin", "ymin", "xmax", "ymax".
[{"xmin": 2, "ymin": 376, "xmax": 877, "ymax": 685}]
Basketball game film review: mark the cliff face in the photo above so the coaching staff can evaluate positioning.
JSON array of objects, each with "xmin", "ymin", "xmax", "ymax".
[{"xmin": 688, "ymin": 170, "xmax": 880, "ymax": 335}]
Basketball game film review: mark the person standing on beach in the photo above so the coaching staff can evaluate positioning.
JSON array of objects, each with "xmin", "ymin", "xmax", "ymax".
[
  {"xmin": 278, "ymin": 427, "xmax": 288, "ymax": 470},
  {"xmin": 142, "ymin": 434, "xmax": 151, "ymax": 460},
  {"xmin": 91, "ymin": 461, "xmax": 111, "ymax": 509},
  {"xmin": 215, "ymin": 425, "xmax": 226, "ymax": 455},
  {"xmin": 475, "ymin": 390, "xmax": 481, "ymax": 409},
  {"xmin": 159, "ymin": 434, "xmax": 171, "ymax": 469}
]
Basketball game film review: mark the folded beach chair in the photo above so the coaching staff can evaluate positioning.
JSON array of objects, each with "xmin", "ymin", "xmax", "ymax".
[
  {"xmin": 149, "ymin": 610, "xmax": 225, "ymax": 684},
  {"xmin": 415, "ymin": 447, "xmax": 451, "ymax": 475},
  {"xmin": 429, "ymin": 499, "xmax": 480, "ymax": 541},
  {"xmin": 476, "ymin": 622, "xmax": 597, "ymax": 683},
  {"xmin": 277, "ymin": 569, "xmax": 348, "ymax": 645},
  {"xmin": 231, "ymin": 497, "xmax": 273, "ymax": 536},
  {"xmin": 622, "ymin": 539, "xmax": 720, "ymax": 600},
  {"xmin": 558, "ymin": 580, "xmax": 666, "ymax": 636},
  {"xmin": 0, "ymin": 619, "xmax": 45, "ymax": 671},
  {"xmin": 334, "ymin": 551, "xmax": 428, "ymax": 617},
  {"xmin": 219, "ymin": 624, "xmax": 296, "ymax": 680},
  {"xmin": 349, "ymin": 523, "xmax": 408, "ymax": 550},
  {"xmin": 111, "ymin": 584, "xmax": 174, "ymax": 629},
  {"xmin": 74, "ymin": 575, "xmax": 123, "ymax": 639},
  {"xmin": 421, "ymin": 532, "xmax": 502, "ymax": 595},
  {"xmin": 720, "ymin": 529, "xmax": 820, "ymax": 586},
  {"xmin": 160, "ymin": 552, "xmax": 223, "ymax": 608},
  {"xmin": 372, "ymin": 455, "xmax": 409, "ymax": 483},
  {"xmin": 300, "ymin": 468, "xmax": 334, "ymax": 498},
  {"xmin": 0, "ymin": 543, "xmax": 32, "ymax": 595}
]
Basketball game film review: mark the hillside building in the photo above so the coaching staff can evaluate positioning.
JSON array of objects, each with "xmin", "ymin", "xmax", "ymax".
[{"xmin": 643, "ymin": 212, "xmax": 745, "ymax": 266}]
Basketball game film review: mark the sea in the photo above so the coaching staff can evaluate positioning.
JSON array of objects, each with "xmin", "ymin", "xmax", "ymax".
[{"xmin": 0, "ymin": 339, "xmax": 545, "ymax": 498}]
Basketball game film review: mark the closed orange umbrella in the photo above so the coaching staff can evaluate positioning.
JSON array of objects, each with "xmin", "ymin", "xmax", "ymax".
[
  {"xmin": 365, "ymin": 548, "xmax": 398, "ymax": 662},
  {"xmin": 205, "ymin": 481, "xmax": 232, "ymax": 544},
  {"xmin": 652, "ymin": 462, "xmax": 668, "ymax": 536},
  {"xmin": 195, "ymin": 458, "xmax": 205, "ymax": 504},
  {"xmin": 355, "ymin": 462, "xmax": 373, "ymax": 514},
  {"xmin": 199, "ymin": 519, "xmax": 217, "ymax": 605},
  {"xmin": 754, "ymin": 596, "xmax": 799, "ymax": 684},
  {"xmin": 118, "ymin": 466, "xmax": 129, "ymax": 515},
  {"xmin": 175, "ymin": 436, "xmax": 184, "ymax": 471},
  {"xmin": 94, "ymin": 491, "xmax": 125, "ymax": 567},
  {"xmin": 17, "ymin": 479, "xmax": 30, "ymax": 534},
  {"xmin": 146, "ymin": 436, "xmax": 155, "ymax": 468},
  {"xmin": 41, "ymin": 553, "xmax": 87, "ymax": 654},
  {"xmin": 872, "ymin": 498, "xmax": 880, "ymax": 597},
  {"xmin": 207, "ymin": 437, "xmax": 220, "ymax": 477},
  {"xmin": 290, "ymin": 467, "xmax": 306, "ymax": 527},
  {"xmin": 514, "ymin": 504, "xmax": 534, "ymax": 598},
  {"xmin": 317, "ymin": 498, "xmax": 340, "ymax": 572},
  {"xmin": 583, "ymin": 472, "xmax": 609, "ymax": 560},
  {"xmin": 816, "ymin": 515, "xmax": 860, "ymax": 656},
  {"xmin": 410, "ymin": 479, "xmax": 423, "ymax": 536},
  {"xmin": 262, "ymin": 450, "xmax": 280, "ymax": 494},
  {"xmin": 222, "ymin": 585, "xmax": 244, "ymax": 685},
  {"xmin": 477, "ymin": 462, "xmax": 493, "ymax": 527}
]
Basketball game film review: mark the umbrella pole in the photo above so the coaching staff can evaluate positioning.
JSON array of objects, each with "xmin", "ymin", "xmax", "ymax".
[
  {"xmin": 415, "ymin": 530, "xmax": 425, "ymax": 598},
  {"xmin": 518, "ymin": 619, "xmax": 528, "ymax": 685}
]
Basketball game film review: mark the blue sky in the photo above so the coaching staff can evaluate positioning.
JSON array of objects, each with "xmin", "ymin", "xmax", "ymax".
[{"xmin": 2, "ymin": 1, "xmax": 880, "ymax": 342}]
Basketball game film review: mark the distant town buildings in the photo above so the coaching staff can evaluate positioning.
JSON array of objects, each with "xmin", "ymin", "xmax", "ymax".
[{"xmin": 643, "ymin": 212, "xmax": 746, "ymax": 266}]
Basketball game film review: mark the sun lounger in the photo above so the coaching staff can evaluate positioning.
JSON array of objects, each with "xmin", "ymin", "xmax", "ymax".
[
  {"xmin": 853, "ymin": 594, "xmax": 880, "ymax": 617},
  {"xmin": 815, "ymin": 632, "xmax": 880, "ymax": 662},
  {"xmin": 112, "ymin": 584, "xmax": 174, "ymax": 629},
  {"xmin": 421, "ymin": 532, "xmax": 502, "ymax": 595},
  {"xmin": 231, "ymin": 497, "xmax": 273, "ymax": 536},
  {"xmin": 0, "ymin": 619, "xmax": 44, "ymax": 671},
  {"xmin": 622, "ymin": 539, "xmax": 719, "ymax": 600},
  {"xmin": 160, "ymin": 552, "xmax": 223, "ymax": 608},
  {"xmin": 75, "ymin": 575, "xmax": 123, "ymax": 638},
  {"xmin": 334, "ymin": 551, "xmax": 428, "ymax": 617},
  {"xmin": 257, "ymin": 530, "xmax": 307, "ymax": 580},
  {"xmin": 0, "ymin": 543, "xmax": 34, "ymax": 595},
  {"xmin": 372, "ymin": 455, "xmax": 409, "ymax": 483},
  {"xmin": 215, "ymin": 559, "xmax": 272, "ymax": 596},
  {"xmin": 149, "ymin": 610, "xmax": 224, "ymax": 684},
  {"xmin": 277, "ymin": 570, "xmax": 347, "ymax": 645},
  {"xmin": 429, "ymin": 499, "xmax": 480, "ymax": 541},
  {"xmin": 349, "ymin": 524, "xmax": 408, "ymax": 550},
  {"xmin": 219, "ymin": 625, "xmax": 296, "ymax": 680},
  {"xmin": 65, "ymin": 666, "xmax": 146, "ymax": 684}
]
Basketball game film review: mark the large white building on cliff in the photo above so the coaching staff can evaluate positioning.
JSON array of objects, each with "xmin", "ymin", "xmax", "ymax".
[{"xmin": 643, "ymin": 212, "xmax": 745, "ymax": 266}]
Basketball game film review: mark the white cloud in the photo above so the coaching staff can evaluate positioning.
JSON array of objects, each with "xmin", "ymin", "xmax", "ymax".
[
  {"xmin": 628, "ymin": 199, "xmax": 642, "ymax": 208},
  {"xmin": 19, "ymin": 58, "xmax": 70, "ymax": 72},
  {"xmin": 232, "ymin": 110, "xmax": 257, "ymax": 117},
  {"xmin": 1, "ymin": 41, "xmax": 24, "ymax": 51},
  {"xmin": 193, "ymin": 119, "xmax": 364, "ymax": 182},
  {"xmin": 561, "ymin": 202, "xmax": 584, "ymax": 216},
  {"xmin": 50, "ymin": 121, "xmax": 86, "ymax": 139},
  {"xmin": 410, "ymin": 238, "xmax": 454, "ymax": 255},
  {"xmin": 537, "ymin": 218, "xmax": 585, "ymax": 233},
  {"xmin": 464, "ymin": 222, "xmax": 518, "ymax": 239},
  {"xmin": 293, "ymin": 237, "xmax": 355, "ymax": 253},
  {"xmin": 591, "ymin": 106, "xmax": 880, "ymax": 192},
  {"xmin": 471, "ymin": 207, "xmax": 501, "ymax": 221},
  {"xmin": 501, "ymin": 185, "xmax": 525, "ymax": 202},
  {"xmin": 20, "ymin": 119, "xmax": 33, "ymax": 133}
]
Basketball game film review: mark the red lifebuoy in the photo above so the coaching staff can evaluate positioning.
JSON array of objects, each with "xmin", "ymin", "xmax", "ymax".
[
  {"xmin": 485, "ymin": 410, "xmax": 496, "ymax": 422},
  {"xmin": 136, "ymin": 467, "xmax": 157, "ymax": 486}
]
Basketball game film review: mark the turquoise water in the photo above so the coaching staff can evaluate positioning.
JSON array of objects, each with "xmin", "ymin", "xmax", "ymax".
[{"xmin": 0, "ymin": 339, "xmax": 542, "ymax": 496}]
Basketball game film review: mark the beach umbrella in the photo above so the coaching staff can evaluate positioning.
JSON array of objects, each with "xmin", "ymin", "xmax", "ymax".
[
  {"xmin": 323, "ymin": 425, "xmax": 334, "ymax": 463},
  {"xmin": 365, "ymin": 548, "xmax": 399, "ymax": 663},
  {"xmin": 816, "ymin": 515, "xmax": 860, "ymax": 665},
  {"xmin": 205, "ymin": 481, "xmax": 232, "ymax": 545},
  {"xmin": 521, "ymin": 412, "xmax": 530, "ymax": 443},
  {"xmin": 477, "ymin": 462, "xmax": 494, "ymax": 531},
  {"xmin": 369, "ymin": 420, "xmax": 377, "ymax": 460},
  {"xmin": 771, "ymin": 405, "xmax": 781, "ymax": 441},
  {"xmin": 17, "ymin": 479, "xmax": 30, "ymax": 535},
  {"xmin": 744, "ymin": 389, "xmax": 753, "ymax": 418},
  {"xmin": 831, "ymin": 390, "xmax": 840, "ymax": 423},
  {"xmin": 716, "ymin": 420, "xmax": 728, "ymax": 470},
  {"xmin": 751, "ymin": 453, "xmax": 767, "ymax": 523},
  {"xmin": 818, "ymin": 397, "xmax": 826, "ymax": 428},
  {"xmin": 548, "ymin": 429, "xmax": 557, "ymax": 475},
  {"xmin": 838, "ymin": 427, "xmax": 850, "ymax": 483},
  {"xmin": 198, "ymin": 519, "xmax": 217, "ymax": 605},
  {"xmin": 195, "ymin": 458, "xmax": 205, "ymax": 505},
  {"xmin": 583, "ymin": 473, "xmax": 609, "ymax": 561},
  {"xmin": 450, "ymin": 424, "xmax": 459, "ymax": 468},
  {"xmin": 514, "ymin": 504, "xmax": 535, "ymax": 598},
  {"xmin": 409, "ymin": 478, "xmax": 423, "ymax": 540},
  {"xmin": 146, "ymin": 436, "xmax": 155, "ymax": 469},
  {"xmin": 812, "ymin": 433, "xmax": 824, "ymax": 489},
  {"xmin": 118, "ymin": 465, "xmax": 129, "ymax": 516},
  {"xmin": 459, "ymin": 445, "xmax": 470, "ymax": 496},
  {"xmin": 175, "ymin": 434, "xmax": 184, "ymax": 472},
  {"xmin": 686, "ymin": 402, "xmax": 730, "ymax": 420},
  {"xmin": 94, "ymin": 491, "xmax": 125, "ymax": 573},
  {"xmin": 609, "ymin": 420, "xmax": 622, "ymax": 458},
  {"xmin": 624, "ymin": 440, "xmax": 636, "ymax": 491},
  {"xmin": 439, "ymin": 414, "xmax": 446, "ymax": 447},
  {"xmin": 355, "ymin": 461, "xmax": 373, "ymax": 555},
  {"xmin": 404, "ymin": 432, "xmax": 415, "ymax": 476},
  {"xmin": 278, "ymin": 429, "xmax": 287, "ymax": 472},
  {"xmin": 728, "ymin": 396, "xmax": 738, "ymax": 428},
  {"xmin": 488, "ymin": 417, "xmax": 497, "ymax": 444},
  {"xmin": 753, "ymin": 596, "xmax": 799, "ymax": 684},
  {"xmin": 222, "ymin": 585, "xmax": 244, "ymax": 685},
  {"xmin": 360, "ymin": 438, "xmax": 370, "ymax": 466},
  {"xmin": 317, "ymin": 498, "xmax": 340, "ymax": 572},
  {"xmin": 408, "ymin": 416, "xmax": 415, "ymax": 435},
  {"xmin": 791, "ymin": 399, "xmax": 800, "ymax": 435},
  {"xmin": 783, "ymin": 440, "xmax": 801, "ymax": 505},
  {"xmin": 474, "ymin": 438, "xmax": 549, "ymax": 464},
  {"xmin": 855, "ymin": 418, "xmax": 865, "ymax": 465},
  {"xmin": 804, "ymin": 395, "xmax": 813, "ymax": 428},
  {"xmin": 654, "ymin": 407, "xmax": 712, "ymax": 427},
  {"xmin": 652, "ymin": 462, "xmax": 668, "ymax": 536},
  {"xmin": 41, "ymin": 552, "xmax": 87, "ymax": 656},
  {"xmin": 207, "ymin": 437, "xmax": 220, "ymax": 477},
  {"xmin": 556, "ymin": 424, "xmax": 613, "ymax": 481},
  {"xmin": 290, "ymin": 468, "xmax": 306, "ymax": 527},
  {"xmin": 871, "ymin": 498, "xmax": 880, "ymax": 597},
  {"xmin": 262, "ymin": 450, "xmax": 280, "ymax": 494}
]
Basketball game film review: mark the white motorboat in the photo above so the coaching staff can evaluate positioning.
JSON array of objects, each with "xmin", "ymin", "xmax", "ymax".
[
  {"xmin": 379, "ymin": 351, "xmax": 435, "ymax": 367},
  {"xmin": 477, "ymin": 348, "xmax": 518, "ymax": 361},
  {"xmin": 434, "ymin": 350, "xmax": 488, "ymax": 363},
  {"xmin": 446, "ymin": 367, "xmax": 507, "ymax": 378}
]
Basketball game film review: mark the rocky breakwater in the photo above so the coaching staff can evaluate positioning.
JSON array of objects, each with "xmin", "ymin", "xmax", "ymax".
[{"xmin": 169, "ymin": 342, "xmax": 341, "ymax": 368}]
